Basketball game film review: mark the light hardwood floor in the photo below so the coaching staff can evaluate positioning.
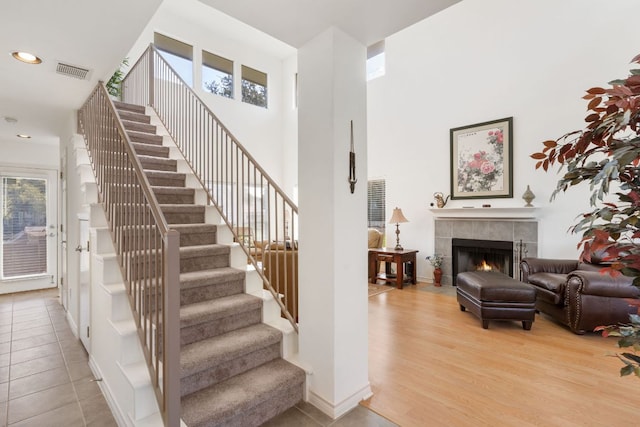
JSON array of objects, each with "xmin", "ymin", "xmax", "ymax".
[{"xmin": 362, "ymin": 283, "xmax": 640, "ymax": 427}]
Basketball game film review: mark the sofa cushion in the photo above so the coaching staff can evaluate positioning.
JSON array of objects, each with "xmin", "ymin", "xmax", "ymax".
[{"xmin": 527, "ymin": 272, "xmax": 566, "ymax": 305}]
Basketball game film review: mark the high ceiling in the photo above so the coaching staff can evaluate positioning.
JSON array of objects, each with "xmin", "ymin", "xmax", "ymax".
[
  {"xmin": 0, "ymin": 0, "xmax": 459, "ymax": 148},
  {"xmin": 198, "ymin": 0, "xmax": 460, "ymax": 48}
]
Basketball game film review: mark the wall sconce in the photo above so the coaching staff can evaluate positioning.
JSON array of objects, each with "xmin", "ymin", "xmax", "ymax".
[{"xmin": 389, "ymin": 207, "xmax": 408, "ymax": 251}]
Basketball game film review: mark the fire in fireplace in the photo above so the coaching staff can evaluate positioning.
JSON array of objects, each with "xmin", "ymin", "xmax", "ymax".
[{"xmin": 452, "ymin": 238, "xmax": 514, "ymax": 282}]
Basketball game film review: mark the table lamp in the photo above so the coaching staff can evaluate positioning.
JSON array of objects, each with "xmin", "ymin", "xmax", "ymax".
[{"xmin": 389, "ymin": 207, "xmax": 408, "ymax": 250}]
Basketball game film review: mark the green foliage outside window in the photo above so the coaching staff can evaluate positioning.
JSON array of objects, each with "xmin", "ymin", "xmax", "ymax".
[{"xmin": 242, "ymin": 80, "xmax": 267, "ymax": 108}]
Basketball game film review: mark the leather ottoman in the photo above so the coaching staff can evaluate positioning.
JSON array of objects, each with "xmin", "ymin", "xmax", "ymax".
[{"xmin": 456, "ymin": 271, "xmax": 536, "ymax": 330}]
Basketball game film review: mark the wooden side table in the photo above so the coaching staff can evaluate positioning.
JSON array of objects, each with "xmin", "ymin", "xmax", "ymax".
[{"xmin": 368, "ymin": 248, "xmax": 418, "ymax": 289}]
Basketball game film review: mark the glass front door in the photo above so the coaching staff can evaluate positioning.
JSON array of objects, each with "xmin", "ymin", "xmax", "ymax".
[{"xmin": 0, "ymin": 169, "xmax": 58, "ymax": 293}]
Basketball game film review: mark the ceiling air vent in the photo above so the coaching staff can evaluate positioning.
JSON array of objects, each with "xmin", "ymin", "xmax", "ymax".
[{"xmin": 56, "ymin": 61, "xmax": 91, "ymax": 80}]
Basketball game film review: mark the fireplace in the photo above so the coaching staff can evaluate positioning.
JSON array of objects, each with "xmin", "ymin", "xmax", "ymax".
[
  {"xmin": 432, "ymin": 217, "xmax": 537, "ymax": 286},
  {"xmin": 452, "ymin": 238, "xmax": 513, "ymax": 282}
]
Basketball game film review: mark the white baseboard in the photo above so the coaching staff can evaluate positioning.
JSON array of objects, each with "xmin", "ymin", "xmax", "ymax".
[
  {"xmin": 66, "ymin": 311, "xmax": 79, "ymax": 338},
  {"xmin": 89, "ymin": 356, "xmax": 130, "ymax": 427},
  {"xmin": 307, "ymin": 383, "xmax": 373, "ymax": 419}
]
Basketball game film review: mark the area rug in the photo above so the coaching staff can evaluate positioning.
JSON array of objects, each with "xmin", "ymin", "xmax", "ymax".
[
  {"xmin": 368, "ymin": 284, "xmax": 394, "ymax": 297},
  {"xmin": 416, "ymin": 284, "xmax": 457, "ymax": 297}
]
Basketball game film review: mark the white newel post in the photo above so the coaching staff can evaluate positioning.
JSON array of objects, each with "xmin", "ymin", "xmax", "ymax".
[{"xmin": 297, "ymin": 27, "xmax": 372, "ymax": 418}]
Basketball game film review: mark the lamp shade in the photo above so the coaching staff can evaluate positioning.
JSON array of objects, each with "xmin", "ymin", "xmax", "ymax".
[{"xmin": 389, "ymin": 207, "xmax": 408, "ymax": 224}]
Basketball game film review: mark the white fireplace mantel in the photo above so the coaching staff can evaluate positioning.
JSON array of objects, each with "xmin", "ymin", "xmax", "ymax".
[{"xmin": 429, "ymin": 207, "xmax": 538, "ymax": 219}]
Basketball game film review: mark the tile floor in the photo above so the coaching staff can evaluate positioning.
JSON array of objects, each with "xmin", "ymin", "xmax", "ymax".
[
  {"xmin": 0, "ymin": 288, "xmax": 115, "ymax": 426},
  {"xmin": 0, "ymin": 288, "xmax": 395, "ymax": 427},
  {"xmin": 266, "ymin": 401, "xmax": 397, "ymax": 427}
]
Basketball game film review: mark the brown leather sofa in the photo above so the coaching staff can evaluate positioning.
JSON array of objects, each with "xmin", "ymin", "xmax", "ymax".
[{"xmin": 520, "ymin": 256, "xmax": 640, "ymax": 334}]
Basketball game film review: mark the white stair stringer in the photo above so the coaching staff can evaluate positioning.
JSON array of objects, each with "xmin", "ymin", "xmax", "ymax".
[{"xmin": 89, "ymin": 228, "xmax": 162, "ymax": 426}]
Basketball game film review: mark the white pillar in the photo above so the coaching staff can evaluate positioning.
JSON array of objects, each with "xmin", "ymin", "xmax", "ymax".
[{"xmin": 297, "ymin": 27, "xmax": 371, "ymax": 418}]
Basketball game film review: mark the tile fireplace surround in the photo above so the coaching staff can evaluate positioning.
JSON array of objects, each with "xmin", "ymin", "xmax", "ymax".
[{"xmin": 433, "ymin": 211, "xmax": 538, "ymax": 286}]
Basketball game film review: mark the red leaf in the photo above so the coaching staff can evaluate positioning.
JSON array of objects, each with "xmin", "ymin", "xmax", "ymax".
[
  {"xmin": 543, "ymin": 140, "xmax": 557, "ymax": 148},
  {"xmin": 535, "ymin": 160, "xmax": 543, "ymax": 169},
  {"xmin": 531, "ymin": 152, "xmax": 547, "ymax": 160},
  {"xmin": 587, "ymin": 97, "xmax": 602, "ymax": 110},
  {"xmin": 585, "ymin": 113, "xmax": 600, "ymax": 122},
  {"xmin": 543, "ymin": 159, "xmax": 549, "ymax": 171},
  {"xmin": 587, "ymin": 87, "xmax": 606, "ymax": 95}
]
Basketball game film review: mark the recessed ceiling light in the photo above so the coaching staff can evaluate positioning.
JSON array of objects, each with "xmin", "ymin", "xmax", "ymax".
[
  {"xmin": 16, "ymin": 134, "xmax": 31, "ymax": 139},
  {"xmin": 12, "ymin": 51, "xmax": 42, "ymax": 64}
]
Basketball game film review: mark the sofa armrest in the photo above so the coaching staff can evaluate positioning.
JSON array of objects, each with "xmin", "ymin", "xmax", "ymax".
[
  {"xmin": 566, "ymin": 270, "xmax": 640, "ymax": 299},
  {"xmin": 520, "ymin": 258, "xmax": 579, "ymax": 283}
]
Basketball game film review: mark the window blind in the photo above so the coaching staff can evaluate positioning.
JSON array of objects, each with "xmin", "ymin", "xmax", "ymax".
[
  {"xmin": 203, "ymin": 50, "xmax": 233, "ymax": 74},
  {"xmin": 241, "ymin": 65, "xmax": 267, "ymax": 87},
  {"xmin": 154, "ymin": 33, "xmax": 193, "ymax": 60},
  {"xmin": 2, "ymin": 177, "xmax": 48, "ymax": 279},
  {"xmin": 367, "ymin": 179, "xmax": 386, "ymax": 231}
]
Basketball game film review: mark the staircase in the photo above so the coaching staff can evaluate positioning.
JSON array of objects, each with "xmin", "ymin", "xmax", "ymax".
[{"xmin": 114, "ymin": 100, "xmax": 305, "ymax": 426}]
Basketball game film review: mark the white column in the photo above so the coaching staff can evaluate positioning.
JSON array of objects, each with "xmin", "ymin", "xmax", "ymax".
[{"xmin": 297, "ymin": 27, "xmax": 371, "ymax": 418}]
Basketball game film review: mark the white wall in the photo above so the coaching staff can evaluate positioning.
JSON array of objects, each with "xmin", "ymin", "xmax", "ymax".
[
  {"xmin": 368, "ymin": 0, "xmax": 640, "ymax": 280},
  {"xmin": 126, "ymin": 0, "xmax": 297, "ymax": 196},
  {"xmin": 1, "ymin": 140, "xmax": 58, "ymax": 169}
]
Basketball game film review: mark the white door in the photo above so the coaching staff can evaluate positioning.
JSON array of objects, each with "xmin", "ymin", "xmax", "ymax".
[
  {"xmin": 78, "ymin": 216, "xmax": 90, "ymax": 350},
  {"xmin": 0, "ymin": 169, "xmax": 58, "ymax": 293}
]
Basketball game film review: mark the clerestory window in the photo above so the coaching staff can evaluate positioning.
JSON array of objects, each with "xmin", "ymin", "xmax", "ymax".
[
  {"xmin": 241, "ymin": 65, "xmax": 268, "ymax": 108},
  {"xmin": 202, "ymin": 50, "xmax": 233, "ymax": 98},
  {"xmin": 154, "ymin": 32, "xmax": 193, "ymax": 87}
]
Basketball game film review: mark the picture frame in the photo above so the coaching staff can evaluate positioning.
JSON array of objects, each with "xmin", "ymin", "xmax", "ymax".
[{"xmin": 450, "ymin": 117, "xmax": 513, "ymax": 200}]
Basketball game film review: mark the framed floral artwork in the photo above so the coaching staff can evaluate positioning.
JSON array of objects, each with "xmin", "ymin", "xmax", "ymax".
[{"xmin": 450, "ymin": 117, "xmax": 513, "ymax": 200}]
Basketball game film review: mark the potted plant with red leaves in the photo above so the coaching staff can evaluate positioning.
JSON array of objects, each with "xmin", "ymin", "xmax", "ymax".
[{"xmin": 532, "ymin": 52, "xmax": 640, "ymax": 377}]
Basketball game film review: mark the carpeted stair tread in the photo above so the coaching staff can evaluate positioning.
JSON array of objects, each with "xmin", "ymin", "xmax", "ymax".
[
  {"xmin": 123, "ymin": 119, "xmax": 156, "ymax": 134},
  {"xmin": 145, "ymin": 170, "xmax": 186, "ymax": 180},
  {"xmin": 172, "ymin": 223, "xmax": 217, "ymax": 243},
  {"xmin": 128, "ymin": 130, "xmax": 164, "ymax": 145},
  {"xmin": 181, "ymin": 323, "xmax": 281, "ymax": 378},
  {"xmin": 138, "ymin": 155, "xmax": 177, "ymax": 172},
  {"xmin": 161, "ymin": 204, "xmax": 205, "ymax": 211},
  {"xmin": 117, "ymin": 109, "xmax": 150, "ymax": 124},
  {"xmin": 145, "ymin": 171, "xmax": 186, "ymax": 187},
  {"xmin": 132, "ymin": 142, "xmax": 169, "ymax": 157},
  {"xmin": 171, "ymin": 223, "xmax": 217, "ymax": 234},
  {"xmin": 153, "ymin": 187, "xmax": 195, "ymax": 205},
  {"xmin": 180, "ymin": 244, "xmax": 228, "ymax": 258},
  {"xmin": 180, "ymin": 267, "xmax": 245, "ymax": 291},
  {"xmin": 113, "ymin": 101, "xmax": 146, "ymax": 114},
  {"xmin": 180, "ymin": 293, "xmax": 262, "ymax": 328},
  {"xmin": 181, "ymin": 358, "xmax": 305, "ymax": 427}
]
